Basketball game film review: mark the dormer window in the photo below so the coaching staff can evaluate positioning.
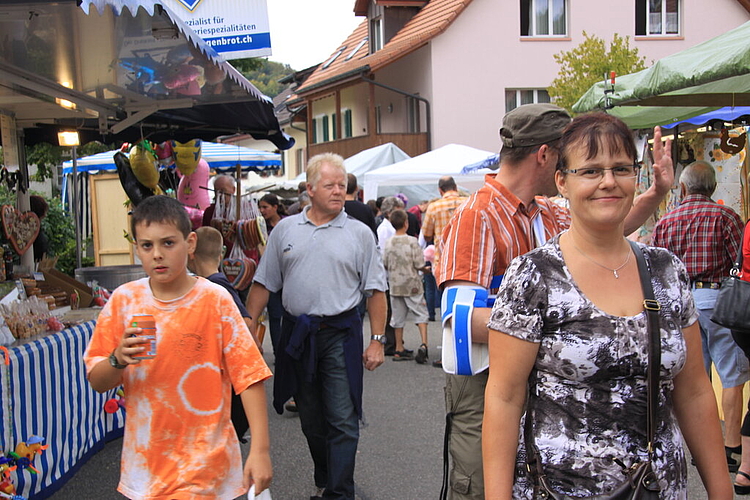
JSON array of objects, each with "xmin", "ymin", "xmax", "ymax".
[
  {"xmin": 346, "ymin": 38, "xmax": 368, "ymax": 61},
  {"xmin": 322, "ymin": 47, "xmax": 346, "ymax": 69},
  {"xmin": 370, "ymin": 17, "xmax": 383, "ymax": 52}
]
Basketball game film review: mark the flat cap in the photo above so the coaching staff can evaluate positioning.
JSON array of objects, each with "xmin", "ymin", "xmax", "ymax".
[{"xmin": 499, "ymin": 103, "xmax": 571, "ymax": 148}]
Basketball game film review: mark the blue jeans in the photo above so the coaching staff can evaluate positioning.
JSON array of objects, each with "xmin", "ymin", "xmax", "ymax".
[
  {"xmin": 293, "ymin": 327, "xmax": 359, "ymax": 499},
  {"xmin": 423, "ymin": 272, "xmax": 437, "ymax": 320},
  {"xmin": 693, "ymin": 287, "xmax": 750, "ymax": 387}
]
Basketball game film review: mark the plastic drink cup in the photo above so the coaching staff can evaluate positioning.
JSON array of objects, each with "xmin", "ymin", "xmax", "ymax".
[{"xmin": 131, "ymin": 314, "xmax": 156, "ymax": 359}]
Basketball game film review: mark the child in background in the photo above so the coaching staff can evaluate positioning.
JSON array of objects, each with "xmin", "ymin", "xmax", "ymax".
[
  {"xmin": 83, "ymin": 196, "xmax": 272, "ymax": 499},
  {"xmin": 382, "ymin": 209, "xmax": 430, "ymax": 364},
  {"xmin": 188, "ymin": 225, "xmax": 261, "ymax": 443}
]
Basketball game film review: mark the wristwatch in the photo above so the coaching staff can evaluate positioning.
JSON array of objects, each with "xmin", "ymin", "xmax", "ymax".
[
  {"xmin": 109, "ymin": 350, "xmax": 127, "ymax": 369},
  {"xmin": 370, "ymin": 334, "xmax": 386, "ymax": 345}
]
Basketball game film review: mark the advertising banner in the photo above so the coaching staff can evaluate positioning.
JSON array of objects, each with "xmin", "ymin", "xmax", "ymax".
[{"xmin": 161, "ymin": 0, "xmax": 272, "ymax": 60}]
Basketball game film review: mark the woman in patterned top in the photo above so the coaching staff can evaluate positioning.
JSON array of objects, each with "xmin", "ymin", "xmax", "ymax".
[{"xmin": 482, "ymin": 112, "xmax": 732, "ymax": 499}]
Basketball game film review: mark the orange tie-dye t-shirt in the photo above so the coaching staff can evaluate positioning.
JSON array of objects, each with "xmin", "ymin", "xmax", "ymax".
[{"xmin": 84, "ymin": 277, "xmax": 271, "ymax": 500}]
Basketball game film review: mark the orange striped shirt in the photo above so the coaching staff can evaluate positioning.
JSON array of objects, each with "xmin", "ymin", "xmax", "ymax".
[{"xmin": 436, "ymin": 174, "xmax": 570, "ymax": 290}]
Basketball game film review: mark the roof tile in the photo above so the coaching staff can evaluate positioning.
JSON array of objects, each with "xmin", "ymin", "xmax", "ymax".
[{"xmin": 297, "ymin": 0, "xmax": 471, "ymax": 95}]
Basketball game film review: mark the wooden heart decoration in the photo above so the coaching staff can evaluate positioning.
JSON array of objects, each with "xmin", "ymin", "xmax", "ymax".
[
  {"xmin": 1, "ymin": 205, "xmax": 40, "ymax": 255},
  {"xmin": 222, "ymin": 258, "xmax": 246, "ymax": 288}
]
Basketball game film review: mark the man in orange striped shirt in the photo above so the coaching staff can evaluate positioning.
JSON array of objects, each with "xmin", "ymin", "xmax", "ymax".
[{"xmin": 435, "ymin": 104, "xmax": 674, "ymax": 500}]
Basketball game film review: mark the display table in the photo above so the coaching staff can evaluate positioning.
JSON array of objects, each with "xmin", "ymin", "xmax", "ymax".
[{"xmin": 0, "ymin": 321, "xmax": 124, "ymax": 499}]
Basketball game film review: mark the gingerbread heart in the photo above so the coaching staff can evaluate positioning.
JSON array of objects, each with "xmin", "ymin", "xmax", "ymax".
[
  {"xmin": 235, "ymin": 258, "xmax": 257, "ymax": 291},
  {"xmin": 1, "ymin": 205, "xmax": 40, "ymax": 255},
  {"xmin": 215, "ymin": 219, "xmax": 236, "ymax": 243},
  {"xmin": 221, "ymin": 258, "xmax": 246, "ymax": 288}
]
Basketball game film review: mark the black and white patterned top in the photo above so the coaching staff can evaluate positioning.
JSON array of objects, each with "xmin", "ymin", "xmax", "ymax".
[{"xmin": 488, "ymin": 234, "xmax": 698, "ymax": 499}]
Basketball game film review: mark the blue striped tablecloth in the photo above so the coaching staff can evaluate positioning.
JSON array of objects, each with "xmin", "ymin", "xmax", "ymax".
[{"xmin": 0, "ymin": 321, "xmax": 125, "ymax": 499}]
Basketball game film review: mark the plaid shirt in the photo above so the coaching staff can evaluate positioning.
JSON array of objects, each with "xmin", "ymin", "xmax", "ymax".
[
  {"xmin": 422, "ymin": 191, "xmax": 467, "ymax": 240},
  {"xmin": 436, "ymin": 175, "xmax": 570, "ymax": 289},
  {"xmin": 652, "ymin": 194, "xmax": 742, "ymax": 283},
  {"xmin": 422, "ymin": 191, "xmax": 467, "ymax": 264}
]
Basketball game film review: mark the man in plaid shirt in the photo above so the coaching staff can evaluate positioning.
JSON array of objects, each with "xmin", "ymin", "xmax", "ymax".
[
  {"xmin": 652, "ymin": 160, "xmax": 747, "ymax": 471},
  {"xmin": 421, "ymin": 176, "xmax": 467, "ymax": 261}
]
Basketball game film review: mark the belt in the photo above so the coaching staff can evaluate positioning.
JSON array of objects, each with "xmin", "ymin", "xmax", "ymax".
[{"xmin": 692, "ymin": 281, "xmax": 721, "ymax": 289}]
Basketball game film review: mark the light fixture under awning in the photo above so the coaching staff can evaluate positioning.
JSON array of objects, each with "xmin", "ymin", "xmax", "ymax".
[{"xmin": 0, "ymin": 0, "xmax": 293, "ymax": 149}]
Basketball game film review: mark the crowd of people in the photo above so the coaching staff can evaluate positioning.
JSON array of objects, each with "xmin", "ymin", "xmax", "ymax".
[{"xmin": 81, "ymin": 102, "xmax": 750, "ymax": 500}]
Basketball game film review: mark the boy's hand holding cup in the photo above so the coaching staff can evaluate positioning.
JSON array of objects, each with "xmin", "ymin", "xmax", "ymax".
[
  {"xmin": 115, "ymin": 315, "xmax": 157, "ymax": 366},
  {"xmin": 113, "ymin": 327, "xmax": 147, "ymax": 366}
]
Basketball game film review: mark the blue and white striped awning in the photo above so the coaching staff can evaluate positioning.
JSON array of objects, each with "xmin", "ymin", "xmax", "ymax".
[{"xmin": 62, "ymin": 142, "xmax": 281, "ymax": 174}]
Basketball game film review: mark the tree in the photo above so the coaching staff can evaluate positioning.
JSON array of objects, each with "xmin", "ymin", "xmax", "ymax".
[
  {"xmin": 232, "ymin": 58, "xmax": 295, "ymax": 97},
  {"xmin": 548, "ymin": 32, "xmax": 647, "ymax": 113},
  {"xmin": 2, "ymin": 141, "xmax": 113, "ymax": 182}
]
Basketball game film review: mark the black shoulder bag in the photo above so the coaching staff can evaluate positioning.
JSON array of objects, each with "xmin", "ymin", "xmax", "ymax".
[
  {"xmin": 525, "ymin": 241, "xmax": 660, "ymax": 499},
  {"xmin": 711, "ymin": 223, "xmax": 750, "ymax": 333}
]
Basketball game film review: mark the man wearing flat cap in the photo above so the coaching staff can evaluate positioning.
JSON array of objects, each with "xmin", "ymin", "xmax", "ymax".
[{"xmin": 434, "ymin": 103, "xmax": 673, "ymax": 500}]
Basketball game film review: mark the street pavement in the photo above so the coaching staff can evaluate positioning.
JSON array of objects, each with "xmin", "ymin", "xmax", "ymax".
[{"xmin": 49, "ymin": 318, "xmax": 729, "ymax": 499}]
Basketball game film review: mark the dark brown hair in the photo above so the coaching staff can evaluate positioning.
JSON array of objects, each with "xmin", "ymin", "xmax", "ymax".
[
  {"xmin": 389, "ymin": 209, "xmax": 408, "ymax": 230},
  {"xmin": 29, "ymin": 195, "xmax": 49, "ymax": 219},
  {"xmin": 259, "ymin": 193, "xmax": 288, "ymax": 216},
  {"xmin": 558, "ymin": 112, "xmax": 637, "ymax": 171},
  {"xmin": 131, "ymin": 195, "xmax": 192, "ymax": 240}
]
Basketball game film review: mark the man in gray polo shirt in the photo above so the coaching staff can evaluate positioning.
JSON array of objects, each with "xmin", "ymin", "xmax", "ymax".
[{"xmin": 247, "ymin": 152, "xmax": 387, "ymax": 500}]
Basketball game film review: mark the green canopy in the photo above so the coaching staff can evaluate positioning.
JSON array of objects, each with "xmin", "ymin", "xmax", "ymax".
[{"xmin": 572, "ymin": 20, "xmax": 750, "ymax": 129}]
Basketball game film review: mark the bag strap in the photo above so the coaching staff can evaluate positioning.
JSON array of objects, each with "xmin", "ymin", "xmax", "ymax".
[
  {"xmin": 525, "ymin": 241, "xmax": 662, "ymax": 490},
  {"xmin": 629, "ymin": 240, "xmax": 660, "ymax": 458}
]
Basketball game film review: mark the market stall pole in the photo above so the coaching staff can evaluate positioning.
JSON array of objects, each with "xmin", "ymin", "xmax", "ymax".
[
  {"xmin": 58, "ymin": 131, "xmax": 82, "ymax": 269},
  {"xmin": 0, "ymin": 114, "xmax": 34, "ymax": 274}
]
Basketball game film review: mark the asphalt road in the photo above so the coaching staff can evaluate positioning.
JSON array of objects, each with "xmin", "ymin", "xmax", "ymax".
[{"xmin": 48, "ymin": 319, "xmax": 730, "ymax": 499}]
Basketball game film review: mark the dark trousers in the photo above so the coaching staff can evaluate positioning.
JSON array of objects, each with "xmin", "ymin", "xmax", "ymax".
[
  {"xmin": 424, "ymin": 272, "xmax": 438, "ymax": 320},
  {"xmin": 293, "ymin": 327, "xmax": 359, "ymax": 500},
  {"xmin": 384, "ymin": 290, "xmax": 396, "ymax": 354},
  {"xmin": 267, "ymin": 290, "xmax": 284, "ymax": 357}
]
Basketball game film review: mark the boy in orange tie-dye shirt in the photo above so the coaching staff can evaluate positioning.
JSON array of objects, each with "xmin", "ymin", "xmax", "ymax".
[{"xmin": 84, "ymin": 196, "xmax": 272, "ymax": 500}]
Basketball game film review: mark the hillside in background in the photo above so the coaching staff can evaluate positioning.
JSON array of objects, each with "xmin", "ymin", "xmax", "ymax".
[{"xmin": 232, "ymin": 58, "xmax": 296, "ymax": 98}]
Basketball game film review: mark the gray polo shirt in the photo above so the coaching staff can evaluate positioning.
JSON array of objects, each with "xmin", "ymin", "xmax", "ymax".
[{"xmin": 253, "ymin": 206, "xmax": 387, "ymax": 317}]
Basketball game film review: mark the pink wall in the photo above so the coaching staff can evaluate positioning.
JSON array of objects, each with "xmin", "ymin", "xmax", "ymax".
[
  {"xmin": 428, "ymin": 0, "xmax": 749, "ymax": 152},
  {"xmin": 375, "ymin": 46, "xmax": 433, "ymax": 134}
]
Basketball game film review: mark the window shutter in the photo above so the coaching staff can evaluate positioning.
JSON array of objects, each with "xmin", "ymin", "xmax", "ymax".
[{"xmin": 635, "ymin": 0, "xmax": 646, "ymax": 35}]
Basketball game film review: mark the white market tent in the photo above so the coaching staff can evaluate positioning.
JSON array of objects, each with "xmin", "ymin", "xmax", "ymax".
[
  {"xmin": 270, "ymin": 142, "xmax": 422, "ymax": 203},
  {"xmin": 285, "ymin": 142, "xmax": 411, "ymax": 186},
  {"xmin": 362, "ymin": 144, "xmax": 496, "ymax": 202}
]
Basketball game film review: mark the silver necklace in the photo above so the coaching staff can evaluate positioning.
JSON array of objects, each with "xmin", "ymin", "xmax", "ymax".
[{"xmin": 572, "ymin": 243, "xmax": 631, "ymax": 279}]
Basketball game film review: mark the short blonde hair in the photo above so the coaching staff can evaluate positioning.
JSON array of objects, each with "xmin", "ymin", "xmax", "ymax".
[
  {"xmin": 193, "ymin": 226, "xmax": 224, "ymax": 261},
  {"xmin": 306, "ymin": 153, "xmax": 346, "ymax": 189}
]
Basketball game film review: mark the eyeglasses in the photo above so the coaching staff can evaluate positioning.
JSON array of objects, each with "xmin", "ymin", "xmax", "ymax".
[{"xmin": 562, "ymin": 164, "xmax": 640, "ymax": 180}]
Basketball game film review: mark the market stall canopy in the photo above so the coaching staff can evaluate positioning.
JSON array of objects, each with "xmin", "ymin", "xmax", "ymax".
[
  {"xmin": 572, "ymin": 20, "xmax": 750, "ymax": 129},
  {"xmin": 271, "ymin": 142, "xmax": 431, "ymax": 205},
  {"xmin": 362, "ymin": 144, "xmax": 496, "ymax": 202},
  {"xmin": 62, "ymin": 142, "xmax": 281, "ymax": 174},
  {"xmin": 266, "ymin": 142, "xmax": 410, "ymax": 194},
  {"xmin": 286, "ymin": 142, "xmax": 411, "ymax": 186},
  {"xmin": 659, "ymin": 106, "xmax": 750, "ymax": 130},
  {"xmin": 0, "ymin": 0, "xmax": 293, "ymax": 149}
]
